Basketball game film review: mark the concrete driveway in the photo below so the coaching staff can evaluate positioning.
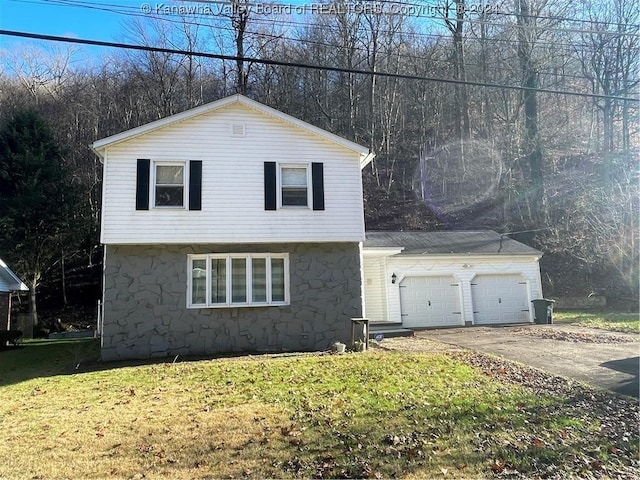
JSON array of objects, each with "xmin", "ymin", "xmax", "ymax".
[{"xmin": 417, "ymin": 324, "xmax": 639, "ymax": 399}]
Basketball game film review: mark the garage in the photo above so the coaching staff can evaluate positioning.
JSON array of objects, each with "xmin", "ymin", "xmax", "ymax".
[
  {"xmin": 399, "ymin": 276, "xmax": 462, "ymax": 328},
  {"xmin": 471, "ymin": 274, "xmax": 530, "ymax": 325},
  {"xmin": 363, "ymin": 231, "xmax": 544, "ymax": 328}
]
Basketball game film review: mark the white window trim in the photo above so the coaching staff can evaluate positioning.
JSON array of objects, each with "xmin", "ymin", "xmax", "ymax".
[
  {"xmin": 187, "ymin": 253, "xmax": 290, "ymax": 308},
  {"xmin": 152, "ymin": 161, "xmax": 187, "ymax": 209},
  {"xmin": 278, "ymin": 163, "xmax": 311, "ymax": 209}
]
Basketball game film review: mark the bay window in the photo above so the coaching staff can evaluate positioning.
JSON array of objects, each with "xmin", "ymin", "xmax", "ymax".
[{"xmin": 188, "ymin": 253, "xmax": 289, "ymax": 308}]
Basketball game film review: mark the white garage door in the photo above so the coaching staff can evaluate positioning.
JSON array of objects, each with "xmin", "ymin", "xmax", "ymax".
[
  {"xmin": 472, "ymin": 274, "xmax": 530, "ymax": 325},
  {"xmin": 399, "ymin": 276, "xmax": 462, "ymax": 328}
]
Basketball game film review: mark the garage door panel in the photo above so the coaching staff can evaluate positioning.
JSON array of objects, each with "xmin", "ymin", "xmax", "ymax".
[
  {"xmin": 400, "ymin": 276, "xmax": 461, "ymax": 328},
  {"xmin": 472, "ymin": 275, "xmax": 529, "ymax": 325}
]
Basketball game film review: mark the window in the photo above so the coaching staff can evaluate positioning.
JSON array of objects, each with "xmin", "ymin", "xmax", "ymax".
[
  {"xmin": 188, "ymin": 254, "xmax": 289, "ymax": 308},
  {"xmin": 154, "ymin": 163, "xmax": 185, "ymax": 207},
  {"xmin": 280, "ymin": 165, "xmax": 309, "ymax": 207},
  {"xmin": 264, "ymin": 162, "xmax": 324, "ymax": 211},
  {"xmin": 137, "ymin": 160, "xmax": 202, "ymax": 211}
]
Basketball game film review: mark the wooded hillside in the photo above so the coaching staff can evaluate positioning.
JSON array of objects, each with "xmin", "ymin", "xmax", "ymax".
[{"xmin": 0, "ymin": 1, "xmax": 637, "ymax": 327}]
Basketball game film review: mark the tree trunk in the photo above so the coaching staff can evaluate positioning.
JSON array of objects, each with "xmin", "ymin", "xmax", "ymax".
[
  {"xmin": 452, "ymin": 0, "xmax": 471, "ymax": 140},
  {"xmin": 61, "ymin": 245, "xmax": 68, "ymax": 306},
  {"xmin": 517, "ymin": 0, "xmax": 545, "ymax": 223},
  {"xmin": 232, "ymin": 0, "xmax": 249, "ymax": 94},
  {"xmin": 28, "ymin": 275, "xmax": 38, "ymax": 327}
]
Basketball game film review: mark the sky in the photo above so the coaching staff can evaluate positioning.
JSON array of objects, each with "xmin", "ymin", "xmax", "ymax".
[
  {"xmin": 1, "ymin": 0, "xmax": 142, "ymax": 41},
  {"xmin": 0, "ymin": 0, "xmax": 353, "ymax": 63},
  {"xmin": 0, "ymin": 0, "xmax": 327, "ymax": 41}
]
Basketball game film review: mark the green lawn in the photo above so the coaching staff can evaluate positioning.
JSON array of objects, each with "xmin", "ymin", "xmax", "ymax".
[
  {"xmin": 0, "ymin": 339, "xmax": 637, "ymax": 479},
  {"xmin": 554, "ymin": 311, "xmax": 640, "ymax": 333}
]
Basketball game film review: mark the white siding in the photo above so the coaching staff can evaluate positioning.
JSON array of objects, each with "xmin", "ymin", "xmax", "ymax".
[
  {"xmin": 101, "ymin": 103, "xmax": 365, "ymax": 244},
  {"xmin": 0, "ymin": 264, "xmax": 26, "ymax": 292},
  {"xmin": 363, "ymin": 255, "xmax": 389, "ymax": 322},
  {"xmin": 0, "ymin": 275, "xmax": 10, "ymax": 292},
  {"xmin": 363, "ymin": 254, "xmax": 543, "ymax": 326}
]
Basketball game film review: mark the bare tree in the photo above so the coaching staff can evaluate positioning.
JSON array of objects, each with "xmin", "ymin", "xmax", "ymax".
[{"xmin": 575, "ymin": 0, "xmax": 639, "ymax": 157}]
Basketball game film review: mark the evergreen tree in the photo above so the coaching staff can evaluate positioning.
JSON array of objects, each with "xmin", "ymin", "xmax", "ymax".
[{"xmin": 0, "ymin": 110, "xmax": 76, "ymax": 329}]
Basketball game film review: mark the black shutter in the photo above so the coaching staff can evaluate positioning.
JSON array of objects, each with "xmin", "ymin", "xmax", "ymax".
[
  {"xmin": 312, "ymin": 162, "xmax": 324, "ymax": 211},
  {"xmin": 136, "ymin": 159, "xmax": 150, "ymax": 210},
  {"xmin": 264, "ymin": 162, "xmax": 277, "ymax": 210},
  {"xmin": 189, "ymin": 160, "xmax": 202, "ymax": 211}
]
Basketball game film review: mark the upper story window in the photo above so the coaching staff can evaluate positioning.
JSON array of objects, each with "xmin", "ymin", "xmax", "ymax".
[
  {"xmin": 154, "ymin": 163, "xmax": 185, "ymax": 207},
  {"xmin": 264, "ymin": 161, "xmax": 324, "ymax": 211},
  {"xmin": 281, "ymin": 165, "xmax": 309, "ymax": 207},
  {"xmin": 136, "ymin": 159, "xmax": 202, "ymax": 211}
]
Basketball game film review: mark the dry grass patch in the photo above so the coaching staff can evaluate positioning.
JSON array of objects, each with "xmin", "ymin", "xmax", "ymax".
[{"xmin": 2, "ymin": 361, "xmax": 293, "ymax": 479}]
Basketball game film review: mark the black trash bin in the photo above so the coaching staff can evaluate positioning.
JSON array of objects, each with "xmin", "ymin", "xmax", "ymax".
[{"xmin": 531, "ymin": 299, "xmax": 555, "ymax": 324}]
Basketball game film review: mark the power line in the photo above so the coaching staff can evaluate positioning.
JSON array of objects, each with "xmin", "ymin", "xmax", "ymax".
[
  {"xmin": 15, "ymin": 0, "xmax": 637, "ymax": 53},
  {"xmin": 16, "ymin": 0, "xmax": 635, "ymax": 66},
  {"xmin": 28, "ymin": 0, "xmax": 640, "ymax": 37},
  {"xmin": 164, "ymin": 0, "xmax": 640, "ymax": 32},
  {"xmin": 2, "ymin": 29, "xmax": 637, "ymax": 102}
]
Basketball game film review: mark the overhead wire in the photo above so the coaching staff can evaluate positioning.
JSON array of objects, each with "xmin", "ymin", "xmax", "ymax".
[
  {"xmin": 12, "ymin": 0, "xmax": 636, "ymax": 56},
  {"xmin": 1, "ymin": 29, "xmax": 637, "ymax": 103},
  {"xmin": 26, "ymin": 0, "xmax": 640, "ymax": 38},
  {"xmin": 13, "ymin": 0, "xmax": 636, "ymax": 70},
  {"xmin": 5, "ymin": 0, "xmax": 637, "ymax": 90}
]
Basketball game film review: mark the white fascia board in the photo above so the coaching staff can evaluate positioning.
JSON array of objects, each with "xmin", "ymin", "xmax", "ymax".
[
  {"xmin": 393, "ymin": 253, "xmax": 542, "ymax": 262},
  {"xmin": 237, "ymin": 96, "xmax": 371, "ymax": 156},
  {"xmin": 91, "ymin": 95, "xmax": 240, "ymax": 154},
  {"xmin": 362, "ymin": 247, "xmax": 404, "ymax": 257},
  {"xmin": 360, "ymin": 152, "xmax": 376, "ymax": 169},
  {"xmin": 91, "ymin": 94, "xmax": 371, "ymax": 160}
]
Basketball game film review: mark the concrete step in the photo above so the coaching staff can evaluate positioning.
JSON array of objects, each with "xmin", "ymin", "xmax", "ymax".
[{"xmin": 369, "ymin": 324, "xmax": 414, "ymax": 340}]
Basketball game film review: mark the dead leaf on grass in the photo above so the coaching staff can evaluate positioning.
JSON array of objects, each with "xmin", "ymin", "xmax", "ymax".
[
  {"xmin": 532, "ymin": 437, "xmax": 544, "ymax": 448},
  {"xmin": 280, "ymin": 423, "xmax": 301, "ymax": 436},
  {"xmin": 491, "ymin": 459, "xmax": 505, "ymax": 473},
  {"xmin": 589, "ymin": 459, "xmax": 604, "ymax": 470}
]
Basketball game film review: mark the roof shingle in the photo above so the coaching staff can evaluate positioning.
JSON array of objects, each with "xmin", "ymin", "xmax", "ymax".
[{"xmin": 364, "ymin": 231, "xmax": 541, "ymax": 256}]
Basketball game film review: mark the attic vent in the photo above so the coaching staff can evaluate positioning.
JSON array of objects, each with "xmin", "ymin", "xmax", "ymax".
[{"xmin": 231, "ymin": 123, "xmax": 246, "ymax": 136}]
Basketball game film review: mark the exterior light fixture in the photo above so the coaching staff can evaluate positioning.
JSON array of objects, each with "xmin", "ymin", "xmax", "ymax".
[{"xmin": 391, "ymin": 273, "xmax": 397, "ymax": 284}]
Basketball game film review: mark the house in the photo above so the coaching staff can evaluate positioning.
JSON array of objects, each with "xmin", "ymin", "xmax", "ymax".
[
  {"xmin": 363, "ymin": 231, "xmax": 543, "ymax": 328},
  {"xmin": 0, "ymin": 257, "xmax": 28, "ymax": 331},
  {"xmin": 92, "ymin": 94, "xmax": 373, "ymax": 360}
]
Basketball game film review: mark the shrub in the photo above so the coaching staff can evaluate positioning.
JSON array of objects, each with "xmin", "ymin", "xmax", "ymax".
[{"xmin": 0, "ymin": 329, "xmax": 22, "ymax": 348}]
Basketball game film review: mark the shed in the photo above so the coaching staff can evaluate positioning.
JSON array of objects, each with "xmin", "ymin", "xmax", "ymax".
[
  {"xmin": 0, "ymin": 258, "xmax": 28, "ymax": 330},
  {"xmin": 363, "ymin": 231, "xmax": 543, "ymax": 328}
]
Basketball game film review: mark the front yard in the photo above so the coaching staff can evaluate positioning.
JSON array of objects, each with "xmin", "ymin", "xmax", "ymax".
[{"xmin": 0, "ymin": 338, "xmax": 638, "ymax": 479}]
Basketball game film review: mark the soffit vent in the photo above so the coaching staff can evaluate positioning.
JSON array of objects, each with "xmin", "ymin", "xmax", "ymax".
[{"xmin": 231, "ymin": 123, "xmax": 246, "ymax": 136}]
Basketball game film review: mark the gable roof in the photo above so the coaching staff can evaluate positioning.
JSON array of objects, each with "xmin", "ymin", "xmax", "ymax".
[
  {"xmin": 92, "ymin": 94, "xmax": 374, "ymax": 168},
  {"xmin": 364, "ymin": 231, "xmax": 542, "ymax": 256},
  {"xmin": 0, "ymin": 258, "xmax": 28, "ymax": 292}
]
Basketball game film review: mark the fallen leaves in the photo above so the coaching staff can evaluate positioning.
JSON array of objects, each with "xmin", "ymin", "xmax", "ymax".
[{"xmin": 510, "ymin": 327, "xmax": 636, "ymax": 343}]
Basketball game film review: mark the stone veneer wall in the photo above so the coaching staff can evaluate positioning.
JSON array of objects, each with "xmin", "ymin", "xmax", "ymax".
[{"xmin": 102, "ymin": 243, "xmax": 362, "ymax": 360}]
